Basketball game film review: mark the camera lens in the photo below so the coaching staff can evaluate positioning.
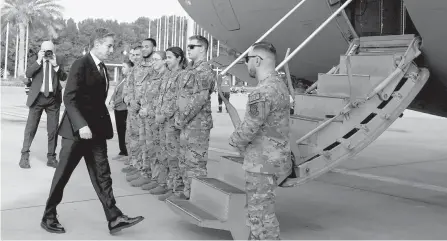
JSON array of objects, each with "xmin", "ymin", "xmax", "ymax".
[{"xmin": 45, "ymin": 50, "xmax": 53, "ymax": 57}]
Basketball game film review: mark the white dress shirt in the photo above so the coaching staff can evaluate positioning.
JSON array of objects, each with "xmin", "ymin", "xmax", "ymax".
[
  {"xmin": 39, "ymin": 60, "xmax": 59, "ymax": 93},
  {"xmin": 90, "ymin": 52, "xmax": 109, "ymax": 91}
]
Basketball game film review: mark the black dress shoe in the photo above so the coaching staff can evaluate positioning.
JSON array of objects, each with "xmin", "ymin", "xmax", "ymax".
[
  {"xmin": 41, "ymin": 217, "xmax": 66, "ymax": 234},
  {"xmin": 108, "ymin": 215, "xmax": 144, "ymax": 234}
]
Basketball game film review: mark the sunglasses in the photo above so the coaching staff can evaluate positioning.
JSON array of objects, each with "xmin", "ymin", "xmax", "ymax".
[
  {"xmin": 245, "ymin": 55, "xmax": 263, "ymax": 63},
  {"xmin": 187, "ymin": 44, "xmax": 202, "ymax": 50}
]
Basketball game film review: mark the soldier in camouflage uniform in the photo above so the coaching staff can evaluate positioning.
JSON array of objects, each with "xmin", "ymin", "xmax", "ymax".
[
  {"xmin": 123, "ymin": 39, "xmax": 157, "ymax": 186},
  {"xmin": 137, "ymin": 51, "xmax": 167, "ymax": 191},
  {"xmin": 122, "ymin": 46, "xmax": 143, "ymax": 172},
  {"xmin": 229, "ymin": 42, "xmax": 293, "ymax": 240},
  {"xmin": 173, "ymin": 36, "xmax": 215, "ymax": 199},
  {"xmin": 155, "ymin": 47, "xmax": 187, "ymax": 200}
]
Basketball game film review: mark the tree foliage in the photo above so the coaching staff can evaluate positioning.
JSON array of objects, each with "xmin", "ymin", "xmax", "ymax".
[{"xmin": 1, "ymin": 15, "xmax": 231, "ymax": 76}]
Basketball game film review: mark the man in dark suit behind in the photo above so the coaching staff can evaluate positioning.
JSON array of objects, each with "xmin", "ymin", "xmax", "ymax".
[
  {"xmin": 41, "ymin": 28, "xmax": 144, "ymax": 234},
  {"xmin": 20, "ymin": 41, "xmax": 67, "ymax": 169}
]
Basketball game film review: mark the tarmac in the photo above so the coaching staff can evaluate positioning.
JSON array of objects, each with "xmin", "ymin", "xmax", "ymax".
[{"xmin": 1, "ymin": 86, "xmax": 447, "ymax": 239}]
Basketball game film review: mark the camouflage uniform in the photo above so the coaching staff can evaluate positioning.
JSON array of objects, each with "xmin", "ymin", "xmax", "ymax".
[
  {"xmin": 123, "ymin": 68, "xmax": 139, "ymax": 168},
  {"xmin": 175, "ymin": 60, "xmax": 215, "ymax": 198},
  {"xmin": 156, "ymin": 69, "xmax": 183, "ymax": 191},
  {"xmin": 124, "ymin": 58, "xmax": 154, "ymax": 173},
  {"xmin": 229, "ymin": 71, "xmax": 292, "ymax": 240},
  {"xmin": 121, "ymin": 75, "xmax": 132, "ymax": 165},
  {"xmin": 140, "ymin": 69, "xmax": 164, "ymax": 180}
]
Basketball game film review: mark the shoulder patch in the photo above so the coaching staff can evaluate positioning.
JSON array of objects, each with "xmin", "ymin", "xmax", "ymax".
[{"xmin": 249, "ymin": 93, "xmax": 261, "ymax": 102}]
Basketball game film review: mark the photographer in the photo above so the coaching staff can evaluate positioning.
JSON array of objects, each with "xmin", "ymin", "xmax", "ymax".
[{"xmin": 19, "ymin": 41, "xmax": 67, "ymax": 169}]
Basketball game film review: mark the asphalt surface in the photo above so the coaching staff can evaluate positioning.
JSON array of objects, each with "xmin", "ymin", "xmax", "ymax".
[{"xmin": 1, "ymin": 86, "xmax": 447, "ymax": 239}]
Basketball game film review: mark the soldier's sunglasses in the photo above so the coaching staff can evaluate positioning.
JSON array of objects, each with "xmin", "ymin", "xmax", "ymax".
[
  {"xmin": 187, "ymin": 44, "xmax": 202, "ymax": 50},
  {"xmin": 245, "ymin": 55, "xmax": 263, "ymax": 63}
]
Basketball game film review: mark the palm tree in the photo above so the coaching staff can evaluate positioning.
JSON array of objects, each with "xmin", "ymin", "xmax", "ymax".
[{"xmin": 1, "ymin": 0, "xmax": 64, "ymax": 78}]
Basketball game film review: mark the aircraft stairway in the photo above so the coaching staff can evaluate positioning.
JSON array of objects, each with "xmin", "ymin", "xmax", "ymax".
[{"xmin": 166, "ymin": 32, "xmax": 429, "ymax": 240}]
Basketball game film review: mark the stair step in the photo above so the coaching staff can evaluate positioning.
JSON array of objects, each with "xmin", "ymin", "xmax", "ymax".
[
  {"xmin": 359, "ymin": 34, "xmax": 415, "ymax": 49},
  {"xmin": 166, "ymin": 198, "xmax": 220, "ymax": 227},
  {"xmin": 196, "ymin": 177, "xmax": 245, "ymax": 195},
  {"xmin": 190, "ymin": 177, "xmax": 245, "ymax": 221},
  {"xmin": 293, "ymin": 94, "xmax": 347, "ymax": 119},
  {"xmin": 218, "ymin": 156, "xmax": 246, "ymax": 190},
  {"xmin": 317, "ymin": 73, "xmax": 383, "ymax": 100},
  {"xmin": 338, "ymin": 54, "xmax": 398, "ymax": 77}
]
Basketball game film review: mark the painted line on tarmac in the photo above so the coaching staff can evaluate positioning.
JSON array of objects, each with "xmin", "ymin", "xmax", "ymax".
[
  {"xmin": 331, "ymin": 168, "xmax": 447, "ymax": 194},
  {"xmin": 209, "ymin": 147, "xmax": 447, "ymax": 194}
]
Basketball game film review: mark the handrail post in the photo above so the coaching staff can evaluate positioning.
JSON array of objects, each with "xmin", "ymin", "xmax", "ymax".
[
  {"xmin": 220, "ymin": 0, "xmax": 310, "ymax": 76},
  {"xmin": 276, "ymin": 0, "xmax": 354, "ymax": 71}
]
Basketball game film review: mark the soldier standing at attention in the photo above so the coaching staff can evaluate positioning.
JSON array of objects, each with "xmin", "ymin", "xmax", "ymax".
[
  {"xmin": 122, "ymin": 39, "xmax": 156, "ymax": 186},
  {"xmin": 173, "ymin": 35, "xmax": 215, "ymax": 199},
  {"xmin": 155, "ymin": 47, "xmax": 187, "ymax": 200},
  {"xmin": 229, "ymin": 42, "xmax": 293, "ymax": 240},
  {"xmin": 138, "ymin": 51, "xmax": 167, "ymax": 191}
]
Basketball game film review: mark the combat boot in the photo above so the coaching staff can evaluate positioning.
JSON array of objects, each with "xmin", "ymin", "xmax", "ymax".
[
  {"xmin": 19, "ymin": 153, "xmax": 30, "ymax": 169},
  {"xmin": 126, "ymin": 168, "xmax": 139, "ymax": 176},
  {"xmin": 126, "ymin": 172, "xmax": 140, "ymax": 182},
  {"xmin": 158, "ymin": 190, "xmax": 173, "ymax": 201},
  {"xmin": 150, "ymin": 185, "xmax": 168, "ymax": 195},
  {"xmin": 46, "ymin": 156, "xmax": 58, "ymax": 168},
  {"xmin": 121, "ymin": 165, "xmax": 136, "ymax": 173},
  {"xmin": 217, "ymin": 106, "xmax": 222, "ymax": 113},
  {"xmin": 130, "ymin": 176, "xmax": 152, "ymax": 187},
  {"xmin": 141, "ymin": 181, "xmax": 158, "ymax": 191},
  {"xmin": 167, "ymin": 193, "xmax": 189, "ymax": 201}
]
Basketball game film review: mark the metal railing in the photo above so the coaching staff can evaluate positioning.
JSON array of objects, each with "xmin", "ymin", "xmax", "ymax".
[
  {"xmin": 276, "ymin": 0, "xmax": 354, "ymax": 71},
  {"xmin": 220, "ymin": 0, "xmax": 310, "ymax": 76}
]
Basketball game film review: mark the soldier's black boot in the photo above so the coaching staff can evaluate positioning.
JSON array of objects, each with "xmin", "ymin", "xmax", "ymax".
[{"xmin": 218, "ymin": 106, "xmax": 222, "ymax": 113}]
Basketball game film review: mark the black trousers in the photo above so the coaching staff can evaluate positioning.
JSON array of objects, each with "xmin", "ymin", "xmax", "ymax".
[
  {"xmin": 218, "ymin": 92, "xmax": 231, "ymax": 106},
  {"xmin": 43, "ymin": 137, "xmax": 123, "ymax": 221},
  {"xmin": 21, "ymin": 93, "xmax": 60, "ymax": 158},
  {"xmin": 114, "ymin": 110, "xmax": 128, "ymax": 156}
]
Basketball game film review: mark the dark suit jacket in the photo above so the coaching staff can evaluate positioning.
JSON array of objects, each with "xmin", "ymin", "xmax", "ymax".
[
  {"xmin": 25, "ymin": 56, "xmax": 67, "ymax": 107},
  {"xmin": 58, "ymin": 53, "xmax": 113, "ymax": 141}
]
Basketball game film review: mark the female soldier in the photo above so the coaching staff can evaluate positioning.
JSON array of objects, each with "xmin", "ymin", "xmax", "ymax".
[
  {"xmin": 153, "ymin": 47, "xmax": 187, "ymax": 199},
  {"xmin": 138, "ymin": 51, "xmax": 169, "ymax": 191}
]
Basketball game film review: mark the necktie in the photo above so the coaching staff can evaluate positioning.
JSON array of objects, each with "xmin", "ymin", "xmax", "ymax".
[
  {"xmin": 99, "ymin": 62, "xmax": 109, "ymax": 92},
  {"xmin": 44, "ymin": 60, "xmax": 50, "ymax": 97},
  {"xmin": 98, "ymin": 62, "xmax": 106, "ymax": 80}
]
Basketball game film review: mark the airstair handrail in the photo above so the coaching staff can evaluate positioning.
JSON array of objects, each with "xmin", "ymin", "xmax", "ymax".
[
  {"xmin": 296, "ymin": 37, "xmax": 421, "ymax": 146},
  {"xmin": 295, "ymin": 103, "xmax": 351, "ymax": 145},
  {"xmin": 276, "ymin": 0, "xmax": 354, "ymax": 71},
  {"xmin": 220, "ymin": 0, "xmax": 310, "ymax": 76},
  {"xmin": 366, "ymin": 37, "xmax": 421, "ymax": 100}
]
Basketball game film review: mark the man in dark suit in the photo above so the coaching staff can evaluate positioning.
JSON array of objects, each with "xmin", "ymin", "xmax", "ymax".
[
  {"xmin": 41, "ymin": 28, "xmax": 144, "ymax": 234},
  {"xmin": 19, "ymin": 41, "xmax": 67, "ymax": 169}
]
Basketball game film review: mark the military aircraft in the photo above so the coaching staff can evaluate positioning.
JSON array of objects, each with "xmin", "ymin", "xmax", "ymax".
[{"xmin": 166, "ymin": 0, "xmax": 447, "ymax": 239}]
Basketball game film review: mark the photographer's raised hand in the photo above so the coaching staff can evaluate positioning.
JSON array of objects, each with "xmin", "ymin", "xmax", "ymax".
[
  {"xmin": 37, "ymin": 50, "xmax": 45, "ymax": 64},
  {"xmin": 49, "ymin": 54, "xmax": 58, "ymax": 67}
]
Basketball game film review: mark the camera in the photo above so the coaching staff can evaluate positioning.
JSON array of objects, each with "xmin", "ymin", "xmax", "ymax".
[{"xmin": 44, "ymin": 50, "xmax": 53, "ymax": 58}]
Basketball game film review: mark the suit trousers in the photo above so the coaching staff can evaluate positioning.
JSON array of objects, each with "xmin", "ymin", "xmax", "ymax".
[
  {"xmin": 21, "ymin": 92, "xmax": 60, "ymax": 158},
  {"xmin": 43, "ymin": 137, "xmax": 123, "ymax": 221},
  {"xmin": 217, "ymin": 92, "xmax": 230, "ymax": 106},
  {"xmin": 114, "ymin": 110, "xmax": 128, "ymax": 156}
]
